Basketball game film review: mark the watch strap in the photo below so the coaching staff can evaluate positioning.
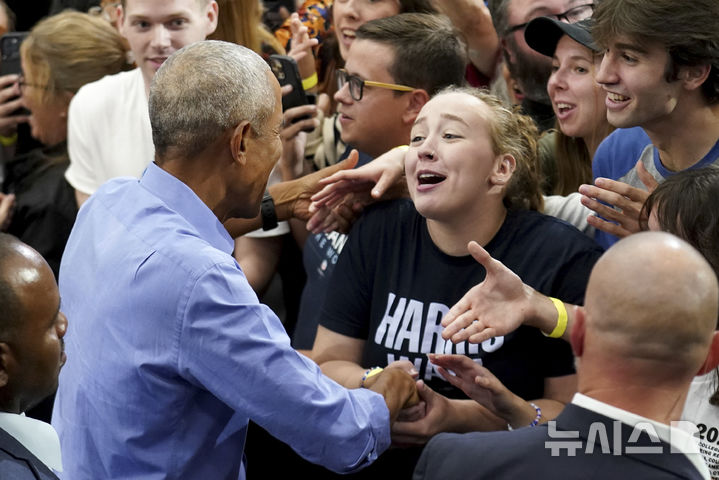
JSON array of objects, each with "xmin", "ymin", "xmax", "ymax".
[{"xmin": 261, "ymin": 190, "xmax": 278, "ymax": 231}]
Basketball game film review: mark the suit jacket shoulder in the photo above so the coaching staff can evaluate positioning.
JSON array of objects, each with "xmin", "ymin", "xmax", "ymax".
[
  {"xmin": 414, "ymin": 404, "xmax": 704, "ymax": 480},
  {"xmin": 0, "ymin": 427, "xmax": 60, "ymax": 480}
]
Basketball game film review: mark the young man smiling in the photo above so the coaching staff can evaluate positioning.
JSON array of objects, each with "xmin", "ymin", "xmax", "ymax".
[
  {"xmin": 64, "ymin": 0, "xmax": 218, "ymax": 206},
  {"xmin": 577, "ymin": 0, "xmax": 719, "ymax": 248}
]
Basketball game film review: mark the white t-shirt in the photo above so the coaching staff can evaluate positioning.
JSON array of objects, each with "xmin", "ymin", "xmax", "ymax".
[
  {"xmin": 65, "ymin": 68, "xmax": 153, "ymax": 196},
  {"xmin": 65, "ymin": 67, "xmax": 289, "ymax": 236},
  {"xmin": 683, "ymin": 372, "xmax": 719, "ymax": 479}
]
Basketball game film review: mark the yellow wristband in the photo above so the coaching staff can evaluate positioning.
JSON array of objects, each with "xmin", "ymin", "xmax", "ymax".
[
  {"xmin": 393, "ymin": 145, "xmax": 409, "ymax": 152},
  {"xmin": 0, "ymin": 132, "xmax": 17, "ymax": 147},
  {"xmin": 361, "ymin": 367, "xmax": 383, "ymax": 387},
  {"xmin": 543, "ymin": 297, "xmax": 567, "ymax": 338},
  {"xmin": 302, "ymin": 72, "xmax": 318, "ymax": 91}
]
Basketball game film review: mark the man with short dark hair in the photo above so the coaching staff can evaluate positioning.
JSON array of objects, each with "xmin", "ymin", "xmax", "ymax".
[
  {"xmin": 414, "ymin": 232, "xmax": 718, "ymax": 479},
  {"xmin": 52, "ymin": 40, "xmax": 418, "ymax": 480},
  {"xmin": 0, "ymin": 233, "xmax": 66, "ymax": 480},
  {"xmin": 334, "ymin": 13, "xmax": 466, "ymax": 159},
  {"xmin": 578, "ymin": 0, "xmax": 719, "ymax": 249}
]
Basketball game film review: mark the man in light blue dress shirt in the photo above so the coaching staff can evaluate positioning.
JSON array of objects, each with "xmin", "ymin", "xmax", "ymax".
[{"xmin": 51, "ymin": 41, "xmax": 419, "ymax": 479}]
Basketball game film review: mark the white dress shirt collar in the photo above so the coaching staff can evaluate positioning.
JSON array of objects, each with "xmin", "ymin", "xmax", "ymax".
[
  {"xmin": 0, "ymin": 411, "xmax": 62, "ymax": 472},
  {"xmin": 572, "ymin": 393, "xmax": 709, "ymax": 479}
]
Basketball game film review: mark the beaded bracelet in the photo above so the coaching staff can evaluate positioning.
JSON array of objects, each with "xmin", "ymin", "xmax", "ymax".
[
  {"xmin": 506, "ymin": 402, "xmax": 542, "ymax": 431},
  {"xmin": 360, "ymin": 366, "xmax": 383, "ymax": 388}
]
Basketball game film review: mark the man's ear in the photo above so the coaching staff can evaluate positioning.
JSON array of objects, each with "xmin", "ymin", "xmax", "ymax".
[
  {"xmin": 697, "ymin": 331, "xmax": 719, "ymax": 375},
  {"xmin": 679, "ymin": 63, "xmax": 711, "ymax": 92},
  {"xmin": 499, "ymin": 37, "xmax": 514, "ymax": 63},
  {"xmin": 488, "ymin": 154, "xmax": 516, "ymax": 192},
  {"xmin": 0, "ymin": 342, "xmax": 12, "ymax": 388},
  {"xmin": 570, "ymin": 306, "xmax": 586, "ymax": 358},
  {"xmin": 230, "ymin": 121, "xmax": 252, "ymax": 166},
  {"xmin": 402, "ymin": 89, "xmax": 430, "ymax": 125},
  {"xmin": 117, "ymin": 4, "xmax": 127, "ymax": 37},
  {"xmin": 205, "ymin": 0, "xmax": 220, "ymax": 37}
]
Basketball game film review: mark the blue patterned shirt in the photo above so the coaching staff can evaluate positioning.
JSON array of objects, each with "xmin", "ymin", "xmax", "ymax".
[{"xmin": 52, "ymin": 162, "xmax": 390, "ymax": 479}]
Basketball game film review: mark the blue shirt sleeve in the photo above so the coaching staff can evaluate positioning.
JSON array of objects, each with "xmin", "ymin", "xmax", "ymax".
[
  {"xmin": 176, "ymin": 261, "xmax": 391, "ymax": 473},
  {"xmin": 592, "ymin": 127, "xmax": 652, "ymax": 181}
]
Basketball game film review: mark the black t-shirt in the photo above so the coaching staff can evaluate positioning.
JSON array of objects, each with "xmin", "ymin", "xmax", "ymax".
[{"xmin": 319, "ymin": 199, "xmax": 603, "ymax": 400}]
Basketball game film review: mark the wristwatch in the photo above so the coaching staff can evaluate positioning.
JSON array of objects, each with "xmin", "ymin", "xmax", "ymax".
[{"xmin": 261, "ymin": 190, "xmax": 278, "ymax": 231}]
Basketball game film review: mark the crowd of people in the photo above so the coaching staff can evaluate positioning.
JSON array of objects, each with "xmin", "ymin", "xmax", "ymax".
[{"xmin": 0, "ymin": 0, "xmax": 718, "ymax": 479}]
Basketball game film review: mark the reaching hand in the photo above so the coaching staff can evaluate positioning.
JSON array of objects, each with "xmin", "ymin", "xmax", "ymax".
[
  {"xmin": 305, "ymin": 196, "xmax": 364, "ymax": 234},
  {"xmin": 428, "ymin": 354, "xmax": 519, "ymax": 421},
  {"xmin": 309, "ymin": 146, "xmax": 406, "ymax": 211},
  {"xmin": 286, "ymin": 12, "xmax": 318, "ymax": 80},
  {"xmin": 273, "ymin": 150, "xmax": 359, "ymax": 223},
  {"xmin": 305, "ymin": 147, "xmax": 407, "ymax": 233},
  {"xmin": 578, "ymin": 160, "xmax": 658, "ymax": 238},
  {"xmin": 279, "ymin": 87, "xmax": 318, "ymax": 181},
  {"xmin": 441, "ymin": 241, "xmax": 535, "ymax": 344},
  {"xmin": 391, "ymin": 380, "xmax": 451, "ymax": 445},
  {"xmin": 366, "ymin": 368, "xmax": 420, "ymax": 424}
]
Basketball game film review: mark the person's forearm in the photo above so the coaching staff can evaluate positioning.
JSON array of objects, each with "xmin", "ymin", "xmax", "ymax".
[
  {"xmin": 446, "ymin": 399, "xmax": 506, "ymax": 432},
  {"xmin": 530, "ymin": 399, "xmax": 566, "ymax": 423},
  {"xmin": 319, "ymin": 359, "xmax": 368, "ymax": 389},
  {"xmin": 502, "ymin": 397, "xmax": 566, "ymax": 429},
  {"xmin": 524, "ymin": 291, "xmax": 576, "ymax": 342},
  {"xmin": 223, "ymin": 182, "xmax": 300, "ymax": 238},
  {"xmin": 433, "ymin": 0, "xmax": 499, "ymax": 76}
]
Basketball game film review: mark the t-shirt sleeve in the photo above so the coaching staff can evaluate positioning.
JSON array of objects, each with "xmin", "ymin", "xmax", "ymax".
[
  {"xmin": 65, "ymin": 87, "xmax": 102, "ymax": 195},
  {"xmin": 592, "ymin": 127, "xmax": 651, "ymax": 181},
  {"xmin": 177, "ymin": 261, "xmax": 390, "ymax": 473},
  {"xmin": 317, "ymin": 209, "xmax": 379, "ymax": 339}
]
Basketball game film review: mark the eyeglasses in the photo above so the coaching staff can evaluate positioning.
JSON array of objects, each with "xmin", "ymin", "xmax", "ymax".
[
  {"xmin": 336, "ymin": 69, "xmax": 414, "ymax": 101},
  {"xmin": 505, "ymin": 3, "xmax": 594, "ymax": 35},
  {"xmin": 18, "ymin": 75, "xmax": 49, "ymax": 92}
]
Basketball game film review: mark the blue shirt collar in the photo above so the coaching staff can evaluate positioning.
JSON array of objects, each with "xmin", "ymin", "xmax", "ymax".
[{"xmin": 139, "ymin": 162, "xmax": 234, "ymax": 255}]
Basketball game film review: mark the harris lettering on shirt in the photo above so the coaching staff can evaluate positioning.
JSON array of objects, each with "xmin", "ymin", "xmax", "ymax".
[{"xmin": 376, "ymin": 292, "xmax": 503, "ymax": 382}]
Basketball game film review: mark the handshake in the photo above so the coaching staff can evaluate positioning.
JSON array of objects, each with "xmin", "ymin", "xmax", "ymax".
[{"xmin": 362, "ymin": 366, "xmax": 420, "ymax": 424}]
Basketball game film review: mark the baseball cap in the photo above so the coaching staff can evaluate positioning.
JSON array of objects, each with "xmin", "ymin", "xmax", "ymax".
[{"xmin": 525, "ymin": 17, "xmax": 599, "ymax": 57}]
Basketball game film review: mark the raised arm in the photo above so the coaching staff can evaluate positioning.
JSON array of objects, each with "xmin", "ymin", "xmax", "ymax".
[
  {"xmin": 391, "ymin": 358, "xmax": 576, "ymax": 445},
  {"xmin": 441, "ymin": 241, "xmax": 578, "ymax": 344},
  {"xmin": 306, "ymin": 146, "xmax": 408, "ymax": 233},
  {"xmin": 429, "ymin": 0, "xmax": 500, "ymax": 77},
  {"xmin": 223, "ymin": 153, "xmax": 358, "ymax": 237},
  {"xmin": 429, "ymin": 354, "xmax": 566, "ymax": 428}
]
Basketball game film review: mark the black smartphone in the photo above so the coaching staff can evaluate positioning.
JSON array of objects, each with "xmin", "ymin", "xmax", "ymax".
[
  {"xmin": 269, "ymin": 54, "xmax": 310, "ymax": 112},
  {"xmin": 1, "ymin": 32, "xmax": 28, "ymax": 77},
  {"xmin": 0, "ymin": 32, "xmax": 30, "ymax": 117}
]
